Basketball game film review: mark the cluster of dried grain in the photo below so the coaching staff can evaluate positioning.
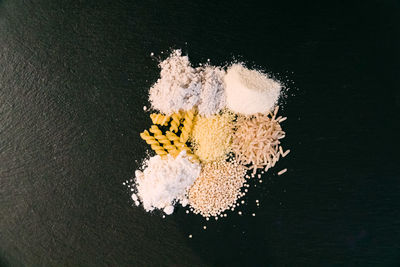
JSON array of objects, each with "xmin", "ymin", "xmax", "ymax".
[
  {"xmin": 191, "ymin": 111, "xmax": 234, "ymax": 162},
  {"xmin": 232, "ymin": 106, "xmax": 290, "ymax": 176},
  {"xmin": 187, "ymin": 159, "xmax": 247, "ymax": 218}
]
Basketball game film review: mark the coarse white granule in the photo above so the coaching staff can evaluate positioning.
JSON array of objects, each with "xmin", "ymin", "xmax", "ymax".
[
  {"xmin": 224, "ymin": 64, "xmax": 281, "ymax": 115},
  {"xmin": 149, "ymin": 50, "xmax": 201, "ymax": 115},
  {"xmin": 197, "ymin": 66, "xmax": 226, "ymax": 116},
  {"xmin": 134, "ymin": 151, "xmax": 201, "ymax": 214}
]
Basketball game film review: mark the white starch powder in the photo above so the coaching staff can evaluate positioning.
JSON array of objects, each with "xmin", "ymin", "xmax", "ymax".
[
  {"xmin": 133, "ymin": 151, "xmax": 201, "ymax": 215},
  {"xmin": 224, "ymin": 64, "xmax": 281, "ymax": 115}
]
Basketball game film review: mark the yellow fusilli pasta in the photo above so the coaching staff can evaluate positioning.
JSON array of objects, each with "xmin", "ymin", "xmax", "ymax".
[
  {"xmin": 169, "ymin": 112, "xmax": 182, "ymax": 133},
  {"xmin": 140, "ymin": 130, "xmax": 167, "ymax": 158},
  {"xmin": 179, "ymin": 109, "xmax": 195, "ymax": 143},
  {"xmin": 150, "ymin": 125, "xmax": 179, "ymax": 157},
  {"xmin": 165, "ymin": 130, "xmax": 198, "ymax": 162},
  {"xmin": 150, "ymin": 113, "xmax": 170, "ymax": 126}
]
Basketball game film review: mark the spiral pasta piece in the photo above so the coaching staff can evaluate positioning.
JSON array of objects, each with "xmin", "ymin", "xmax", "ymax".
[
  {"xmin": 165, "ymin": 130, "xmax": 198, "ymax": 162},
  {"xmin": 150, "ymin": 113, "xmax": 170, "ymax": 126},
  {"xmin": 169, "ymin": 112, "xmax": 182, "ymax": 133},
  {"xmin": 140, "ymin": 130, "xmax": 167, "ymax": 158},
  {"xmin": 150, "ymin": 125, "xmax": 179, "ymax": 157},
  {"xmin": 179, "ymin": 109, "xmax": 195, "ymax": 143}
]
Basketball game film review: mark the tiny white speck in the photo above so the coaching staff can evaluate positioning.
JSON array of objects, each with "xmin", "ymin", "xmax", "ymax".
[
  {"xmin": 186, "ymin": 210, "xmax": 189, "ymax": 214},
  {"xmin": 143, "ymin": 106, "xmax": 147, "ymax": 111},
  {"xmin": 203, "ymin": 226, "xmax": 207, "ymax": 230},
  {"xmin": 150, "ymin": 52, "xmax": 154, "ymax": 56},
  {"xmin": 188, "ymin": 234, "xmax": 192, "ymax": 238},
  {"xmin": 122, "ymin": 182, "xmax": 126, "ymax": 185},
  {"xmin": 238, "ymin": 211, "xmax": 242, "ymax": 215},
  {"xmin": 252, "ymin": 213, "xmax": 256, "ymax": 216}
]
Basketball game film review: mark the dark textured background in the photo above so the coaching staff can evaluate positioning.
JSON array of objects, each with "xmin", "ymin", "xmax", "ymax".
[{"xmin": 1, "ymin": 0, "xmax": 399, "ymax": 266}]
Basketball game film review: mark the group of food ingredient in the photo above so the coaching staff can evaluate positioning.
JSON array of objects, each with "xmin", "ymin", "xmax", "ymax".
[{"xmin": 128, "ymin": 50, "xmax": 290, "ymax": 219}]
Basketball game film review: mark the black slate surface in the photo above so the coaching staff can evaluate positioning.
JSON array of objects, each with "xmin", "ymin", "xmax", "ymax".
[{"xmin": 1, "ymin": 0, "xmax": 399, "ymax": 266}]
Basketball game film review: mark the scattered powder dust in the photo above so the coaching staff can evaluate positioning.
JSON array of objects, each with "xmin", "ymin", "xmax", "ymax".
[
  {"xmin": 191, "ymin": 111, "xmax": 234, "ymax": 162},
  {"xmin": 232, "ymin": 106, "xmax": 289, "ymax": 176},
  {"xmin": 188, "ymin": 159, "xmax": 247, "ymax": 218},
  {"xmin": 197, "ymin": 66, "xmax": 226, "ymax": 116},
  {"xmin": 133, "ymin": 151, "xmax": 201, "ymax": 215},
  {"xmin": 149, "ymin": 50, "xmax": 201, "ymax": 115},
  {"xmin": 224, "ymin": 64, "xmax": 281, "ymax": 115}
]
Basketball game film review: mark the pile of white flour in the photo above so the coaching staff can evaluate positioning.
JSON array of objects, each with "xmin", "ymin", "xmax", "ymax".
[
  {"xmin": 132, "ymin": 151, "xmax": 201, "ymax": 215},
  {"xmin": 149, "ymin": 50, "xmax": 201, "ymax": 115},
  {"xmin": 149, "ymin": 50, "xmax": 226, "ymax": 116}
]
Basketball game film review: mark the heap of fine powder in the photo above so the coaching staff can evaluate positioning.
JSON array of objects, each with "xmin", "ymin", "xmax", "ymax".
[
  {"xmin": 224, "ymin": 64, "xmax": 281, "ymax": 115},
  {"xmin": 149, "ymin": 50, "xmax": 201, "ymax": 115},
  {"xmin": 133, "ymin": 151, "xmax": 201, "ymax": 215},
  {"xmin": 149, "ymin": 50, "xmax": 227, "ymax": 116},
  {"xmin": 197, "ymin": 66, "xmax": 226, "ymax": 117}
]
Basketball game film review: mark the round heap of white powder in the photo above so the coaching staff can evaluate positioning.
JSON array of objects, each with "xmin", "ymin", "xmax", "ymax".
[
  {"xmin": 197, "ymin": 66, "xmax": 226, "ymax": 117},
  {"xmin": 224, "ymin": 64, "xmax": 281, "ymax": 115},
  {"xmin": 149, "ymin": 50, "xmax": 201, "ymax": 115},
  {"xmin": 133, "ymin": 151, "xmax": 201, "ymax": 215}
]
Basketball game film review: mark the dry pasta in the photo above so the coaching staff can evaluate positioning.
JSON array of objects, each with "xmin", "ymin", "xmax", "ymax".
[
  {"xmin": 169, "ymin": 112, "xmax": 182, "ymax": 133},
  {"xmin": 140, "ymin": 130, "xmax": 167, "ymax": 159},
  {"xmin": 150, "ymin": 113, "xmax": 170, "ymax": 126},
  {"xmin": 165, "ymin": 130, "xmax": 199, "ymax": 162},
  {"xmin": 149, "ymin": 125, "xmax": 180, "ymax": 157},
  {"xmin": 179, "ymin": 109, "xmax": 195, "ymax": 143}
]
